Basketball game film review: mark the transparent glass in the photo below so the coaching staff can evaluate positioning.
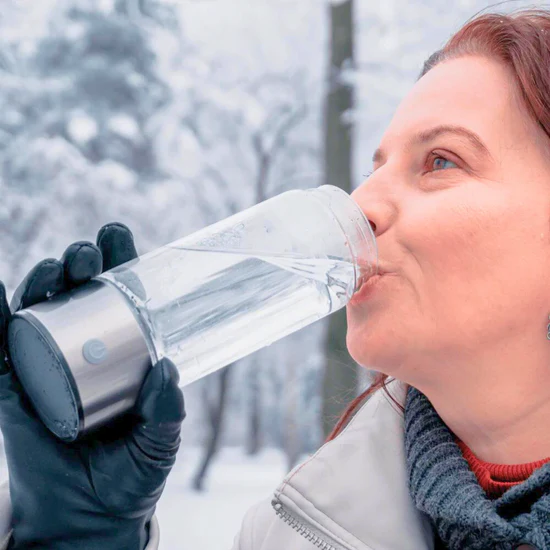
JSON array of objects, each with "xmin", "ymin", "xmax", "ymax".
[{"xmin": 98, "ymin": 185, "xmax": 378, "ymax": 387}]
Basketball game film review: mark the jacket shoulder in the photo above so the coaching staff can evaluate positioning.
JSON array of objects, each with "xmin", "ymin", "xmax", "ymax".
[
  {"xmin": 232, "ymin": 497, "xmax": 324, "ymax": 550},
  {"xmin": 231, "ymin": 498, "xmax": 274, "ymax": 550}
]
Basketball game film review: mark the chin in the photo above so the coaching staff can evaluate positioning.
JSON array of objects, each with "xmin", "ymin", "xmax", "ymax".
[{"xmin": 346, "ymin": 316, "xmax": 409, "ymax": 376}]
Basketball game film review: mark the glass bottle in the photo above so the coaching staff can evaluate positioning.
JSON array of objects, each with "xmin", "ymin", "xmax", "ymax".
[{"xmin": 8, "ymin": 185, "xmax": 377, "ymax": 440}]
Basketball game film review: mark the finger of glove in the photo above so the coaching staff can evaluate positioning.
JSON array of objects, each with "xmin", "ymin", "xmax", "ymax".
[
  {"xmin": 97, "ymin": 223, "xmax": 138, "ymax": 272},
  {"xmin": 61, "ymin": 241, "xmax": 103, "ymax": 288},
  {"xmin": 9, "ymin": 259, "xmax": 65, "ymax": 312}
]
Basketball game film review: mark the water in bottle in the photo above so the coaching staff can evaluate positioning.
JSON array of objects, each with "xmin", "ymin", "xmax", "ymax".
[{"xmin": 99, "ymin": 246, "xmax": 359, "ymax": 386}]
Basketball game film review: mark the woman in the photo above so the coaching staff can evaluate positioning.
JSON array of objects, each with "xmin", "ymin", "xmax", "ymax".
[{"xmin": 1, "ymin": 7, "xmax": 550, "ymax": 550}]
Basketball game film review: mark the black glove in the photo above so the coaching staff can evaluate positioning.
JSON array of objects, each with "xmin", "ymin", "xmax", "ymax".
[{"xmin": 0, "ymin": 223, "xmax": 185, "ymax": 550}]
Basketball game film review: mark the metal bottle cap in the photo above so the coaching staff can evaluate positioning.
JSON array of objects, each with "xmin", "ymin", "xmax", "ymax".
[{"xmin": 8, "ymin": 279, "xmax": 151, "ymax": 441}]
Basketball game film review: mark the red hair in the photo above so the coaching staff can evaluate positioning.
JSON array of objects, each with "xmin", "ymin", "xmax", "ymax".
[{"xmin": 327, "ymin": 8, "xmax": 550, "ymax": 442}]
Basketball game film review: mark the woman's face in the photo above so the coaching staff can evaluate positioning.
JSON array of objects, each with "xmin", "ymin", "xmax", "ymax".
[{"xmin": 347, "ymin": 55, "xmax": 550, "ymax": 385}]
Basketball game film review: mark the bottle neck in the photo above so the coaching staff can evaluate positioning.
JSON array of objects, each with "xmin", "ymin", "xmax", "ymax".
[{"xmin": 308, "ymin": 186, "xmax": 378, "ymax": 291}]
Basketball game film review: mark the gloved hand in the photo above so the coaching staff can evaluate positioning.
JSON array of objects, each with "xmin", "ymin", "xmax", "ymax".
[{"xmin": 0, "ymin": 223, "xmax": 185, "ymax": 550}]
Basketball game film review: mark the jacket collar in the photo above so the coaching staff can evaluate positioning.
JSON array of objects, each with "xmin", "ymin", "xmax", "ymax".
[{"xmin": 274, "ymin": 380, "xmax": 435, "ymax": 549}]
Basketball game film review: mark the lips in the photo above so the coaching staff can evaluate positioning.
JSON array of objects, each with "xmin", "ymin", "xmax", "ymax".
[{"xmin": 350, "ymin": 269, "xmax": 393, "ymax": 305}]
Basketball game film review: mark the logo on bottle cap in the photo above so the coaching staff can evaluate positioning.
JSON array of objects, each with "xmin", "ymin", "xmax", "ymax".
[{"xmin": 82, "ymin": 339, "xmax": 108, "ymax": 365}]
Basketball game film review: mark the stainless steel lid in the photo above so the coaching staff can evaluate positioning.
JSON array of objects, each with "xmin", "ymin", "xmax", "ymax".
[{"xmin": 8, "ymin": 279, "xmax": 151, "ymax": 441}]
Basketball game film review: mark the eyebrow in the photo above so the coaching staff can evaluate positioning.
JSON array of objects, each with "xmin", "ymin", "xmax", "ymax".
[{"xmin": 372, "ymin": 125, "xmax": 492, "ymax": 164}]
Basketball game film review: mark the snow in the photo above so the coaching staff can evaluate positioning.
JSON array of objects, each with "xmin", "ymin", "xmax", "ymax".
[
  {"xmin": 95, "ymin": 160, "xmax": 137, "ymax": 191},
  {"xmin": 108, "ymin": 114, "xmax": 140, "ymax": 141},
  {"xmin": 155, "ymin": 446, "xmax": 289, "ymax": 549},
  {"xmin": 64, "ymin": 22, "xmax": 86, "ymax": 42},
  {"xmin": 97, "ymin": 0, "xmax": 115, "ymax": 14},
  {"xmin": 67, "ymin": 112, "xmax": 98, "ymax": 144}
]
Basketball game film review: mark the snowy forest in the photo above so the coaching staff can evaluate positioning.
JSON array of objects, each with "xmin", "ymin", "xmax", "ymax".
[{"xmin": 0, "ymin": 0, "xmax": 539, "ymax": 547}]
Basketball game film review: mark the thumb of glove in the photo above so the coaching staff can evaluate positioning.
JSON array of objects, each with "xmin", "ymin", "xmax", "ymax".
[
  {"xmin": 87, "ymin": 358, "xmax": 186, "ymax": 518},
  {"xmin": 124, "ymin": 357, "xmax": 186, "ymax": 508},
  {"xmin": 133, "ymin": 357, "xmax": 186, "ymax": 460}
]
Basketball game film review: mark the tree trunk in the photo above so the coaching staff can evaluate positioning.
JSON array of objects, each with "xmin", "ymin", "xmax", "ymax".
[
  {"xmin": 245, "ymin": 361, "xmax": 262, "ymax": 456},
  {"xmin": 282, "ymin": 360, "xmax": 301, "ymax": 472},
  {"xmin": 191, "ymin": 365, "xmax": 232, "ymax": 491},
  {"xmin": 321, "ymin": 0, "xmax": 357, "ymax": 440},
  {"xmin": 245, "ymin": 152, "xmax": 269, "ymax": 456}
]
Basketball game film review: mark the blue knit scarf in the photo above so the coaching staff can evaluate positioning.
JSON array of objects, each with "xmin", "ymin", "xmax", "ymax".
[{"xmin": 404, "ymin": 385, "xmax": 550, "ymax": 549}]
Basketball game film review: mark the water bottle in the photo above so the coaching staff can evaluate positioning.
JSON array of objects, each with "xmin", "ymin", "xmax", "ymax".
[{"xmin": 7, "ymin": 185, "xmax": 377, "ymax": 441}]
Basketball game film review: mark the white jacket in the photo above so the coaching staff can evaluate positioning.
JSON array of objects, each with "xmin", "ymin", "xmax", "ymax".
[
  {"xmin": 231, "ymin": 380, "xmax": 435, "ymax": 550},
  {"xmin": 0, "ymin": 380, "xmax": 434, "ymax": 550}
]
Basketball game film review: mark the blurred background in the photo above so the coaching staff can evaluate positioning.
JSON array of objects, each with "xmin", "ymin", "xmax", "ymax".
[{"xmin": 0, "ymin": 0, "xmax": 538, "ymax": 547}]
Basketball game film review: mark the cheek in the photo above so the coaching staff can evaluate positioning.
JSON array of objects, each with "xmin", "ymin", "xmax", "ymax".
[
  {"xmin": 346, "ymin": 187, "xmax": 550, "ymax": 368},
  {"xmin": 405, "ymin": 192, "xmax": 520, "ymax": 289},
  {"xmin": 403, "ymin": 190, "xmax": 550, "ymax": 341},
  {"xmin": 412, "ymin": 205, "xmax": 493, "ymax": 278}
]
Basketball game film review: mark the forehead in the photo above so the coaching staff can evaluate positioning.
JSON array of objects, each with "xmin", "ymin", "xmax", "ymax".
[{"xmin": 381, "ymin": 56, "xmax": 535, "ymax": 151}]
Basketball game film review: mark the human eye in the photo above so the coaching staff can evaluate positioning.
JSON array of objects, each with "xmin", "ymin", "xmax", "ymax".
[{"xmin": 427, "ymin": 152, "xmax": 459, "ymax": 172}]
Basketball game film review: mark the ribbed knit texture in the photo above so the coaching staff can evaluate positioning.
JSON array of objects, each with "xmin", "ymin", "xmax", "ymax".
[
  {"xmin": 455, "ymin": 437, "xmax": 550, "ymax": 499},
  {"xmin": 404, "ymin": 386, "xmax": 550, "ymax": 549}
]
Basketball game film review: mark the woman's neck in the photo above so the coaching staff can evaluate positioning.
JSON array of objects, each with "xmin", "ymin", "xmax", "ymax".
[{"xmin": 412, "ymin": 342, "xmax": 550, "ymax": 464}]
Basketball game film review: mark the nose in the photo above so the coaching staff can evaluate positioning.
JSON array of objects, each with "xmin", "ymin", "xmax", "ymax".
[{"xmin": 351, "ymin": 182, "xmax": 396, "ymax": 238}]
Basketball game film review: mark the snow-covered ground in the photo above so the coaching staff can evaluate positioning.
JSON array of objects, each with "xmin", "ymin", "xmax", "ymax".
[{"xmin": 156, "ymin": 446, "xmax": 290, "ymax": 549}]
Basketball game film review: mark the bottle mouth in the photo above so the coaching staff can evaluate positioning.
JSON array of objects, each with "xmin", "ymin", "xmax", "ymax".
[{"xmin": 308, "ymin": 185, "xmax": 379, "ymax": 293}]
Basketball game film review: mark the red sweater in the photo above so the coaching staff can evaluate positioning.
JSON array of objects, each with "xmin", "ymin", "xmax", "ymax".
[{"xmin": 455, "ymin": 437, "xmax": 550, "ymax": 499}]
